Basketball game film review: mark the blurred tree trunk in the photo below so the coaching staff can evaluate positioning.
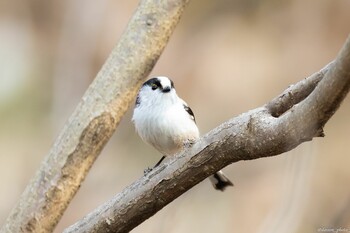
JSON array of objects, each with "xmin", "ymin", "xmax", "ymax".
[
  {"xmin": 51, "ymin": 0, "xmax": 109, "ymax": 130},
  {"xmin": 0, "ymin": 0, "xmax": 190, "ymax": 232}
]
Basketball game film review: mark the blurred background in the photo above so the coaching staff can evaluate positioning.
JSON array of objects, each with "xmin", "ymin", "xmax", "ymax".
[{"xmin": 0, "ymin": 0, "xmax": 350, "ymax": 232}]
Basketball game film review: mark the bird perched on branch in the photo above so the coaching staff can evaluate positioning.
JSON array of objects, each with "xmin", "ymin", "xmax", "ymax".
[{"xmin": 132, "ymin": 76, "xmax": 233, "ymax": 191}]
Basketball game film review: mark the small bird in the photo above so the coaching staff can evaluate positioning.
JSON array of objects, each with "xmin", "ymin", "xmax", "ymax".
[{"xmin": 132, "ymin": 76, "xmax": 233, "ymax": 191}]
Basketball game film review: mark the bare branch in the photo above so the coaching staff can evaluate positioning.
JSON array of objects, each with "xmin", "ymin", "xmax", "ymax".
[
  {"xmin": 64, "ymin": 35, "xmax": 350, "ymax": 233},
  {"xmin": 0, "ymin": 1, "xmax": 190, "ymax": 232},
  {"xmin": 266, "ymin": 61, "xmax": 334, "ymax": 117}
]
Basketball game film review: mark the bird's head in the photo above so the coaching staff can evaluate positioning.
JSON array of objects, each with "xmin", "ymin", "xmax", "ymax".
[{"xmin": 135, "ymin": 76, "xmax": 176, "ymax": 107}]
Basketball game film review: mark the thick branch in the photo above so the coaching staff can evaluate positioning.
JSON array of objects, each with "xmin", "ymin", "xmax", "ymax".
[
  {"xmin": 0, "ymin": 1, "xmax": 190, "ymax": 233},
  {"xmin": 64, "ymin": 35, "xmax": 350, "ymax": 233}
]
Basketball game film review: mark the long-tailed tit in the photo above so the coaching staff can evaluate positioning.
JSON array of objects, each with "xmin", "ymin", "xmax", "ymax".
[{"xmin": 132, "ymin": 76, "xmax": 233, "ymax": 191}]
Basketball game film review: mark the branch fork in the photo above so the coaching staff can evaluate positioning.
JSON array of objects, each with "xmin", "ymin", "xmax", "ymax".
[{"xmin": 64, "ymin": 35, "xmax": 350, "ymax": 233}]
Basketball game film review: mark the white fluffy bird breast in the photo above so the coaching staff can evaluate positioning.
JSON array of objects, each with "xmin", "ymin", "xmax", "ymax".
[{"xmin": 132, "ymin": 76, "xmax": 199, "ymax": 156}]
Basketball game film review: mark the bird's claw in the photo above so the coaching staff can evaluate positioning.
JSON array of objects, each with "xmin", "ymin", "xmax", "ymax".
[
  {"xmin": 144, "ymin": 167, "xmax": 153, "ymax": 176},
  {"xmin": 183, "ymin": 139, "xmax": 195, "ymax": 148}
]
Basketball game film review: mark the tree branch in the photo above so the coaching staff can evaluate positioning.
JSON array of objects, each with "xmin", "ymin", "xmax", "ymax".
[
  {"xmin": 266, "ymin": 61, "xmax": 333, "ymax": 117},
  {"xmin": 64, "ymin": 35, "xmax": 350, "ymax": 233},
  {"xmin": 0, "ymin": 1, "xmax": 190, "ymax": 232}
]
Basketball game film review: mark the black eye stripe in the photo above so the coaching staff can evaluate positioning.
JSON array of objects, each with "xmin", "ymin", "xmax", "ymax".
[
  {"xmin": 143, "ymin": 78, "xmax": 162, "ymax": 90},
  {"xmin": 135, "ymin": 94, "xmax": 140, "ymax": 106},
  {"xmin": 151, "ymin": 83, "xmax": 158, "ymax": 90},
  {"xmin": 153, "ymin": 80, "xmax": 161, "ymax": 88}
]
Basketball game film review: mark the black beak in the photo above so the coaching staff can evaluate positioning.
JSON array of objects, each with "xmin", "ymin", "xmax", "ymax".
[{"xmin": 162, "ymin": 86, "xmax": 171, "ymax": 93}]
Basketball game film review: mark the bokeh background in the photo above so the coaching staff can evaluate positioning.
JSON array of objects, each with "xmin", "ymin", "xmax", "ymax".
[{"xmin": 1, "ymin": 0, "xmax": 350, "ymax": 232}]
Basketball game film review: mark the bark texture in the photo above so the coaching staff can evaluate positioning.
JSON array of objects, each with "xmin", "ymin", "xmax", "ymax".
[
  {"xmin": 0, "ymin": 0, "xmax": 190, "ymax": 232},
  {"xmin": 64, "ymin": 35, "xmax": 350, "ymax": 233}
]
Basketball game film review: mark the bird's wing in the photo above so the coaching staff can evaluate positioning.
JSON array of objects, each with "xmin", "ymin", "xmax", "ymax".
[{"xmin": 181, "ymin": 100, "xmax": 196, "ymax": 123}]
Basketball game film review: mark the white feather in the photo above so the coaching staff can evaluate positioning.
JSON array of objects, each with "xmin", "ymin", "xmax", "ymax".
[{"xmin": 132, "ymin": 78, "xmax": 199, "ymax": 156}]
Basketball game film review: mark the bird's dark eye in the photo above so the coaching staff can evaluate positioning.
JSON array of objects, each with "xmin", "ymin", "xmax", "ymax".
[{"xmin": 151, "ymin": 83, "xmax": 158, "ymax": 90}]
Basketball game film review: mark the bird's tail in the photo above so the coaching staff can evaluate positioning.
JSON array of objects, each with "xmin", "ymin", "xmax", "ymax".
[{"xmin": 209, "ymin": 170, "xmax": 234, "ymax": 191}]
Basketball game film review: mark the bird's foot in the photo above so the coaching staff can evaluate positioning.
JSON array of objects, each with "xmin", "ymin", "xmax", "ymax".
[
  {"xmin": 144, "ymin": 167, "xmax": 153, "ymax": 176},
  {"xmin": 183, "ymin": 139, "xmax": 196, "ymax": 148}
]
